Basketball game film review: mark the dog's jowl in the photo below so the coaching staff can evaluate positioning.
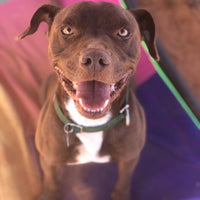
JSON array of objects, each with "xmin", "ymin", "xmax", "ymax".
[{"xmin": 19, "ymin": 2, "xmax": 159, "ymax": 200}]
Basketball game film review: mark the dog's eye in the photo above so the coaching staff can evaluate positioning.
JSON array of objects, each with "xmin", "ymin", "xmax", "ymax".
[
  {"xmin": 118, "ymin": 28, "xmax": 129, "ymax": 38},
  {"xmin": 62, "ymin": 26, "xmax": 73, "ymax": 35}
]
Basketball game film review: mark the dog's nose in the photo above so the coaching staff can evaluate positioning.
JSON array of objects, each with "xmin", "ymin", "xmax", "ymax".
[{"xmin": 80, "ymin": 49, "xmax": 111, "ymax": 72}]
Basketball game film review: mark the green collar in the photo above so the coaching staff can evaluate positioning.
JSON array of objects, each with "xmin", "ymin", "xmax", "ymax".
[{"xmin": 54, "ymin": 90, "xmax": 130, "ymax": 146}]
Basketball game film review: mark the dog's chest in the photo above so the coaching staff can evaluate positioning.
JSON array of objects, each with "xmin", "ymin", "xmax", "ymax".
[
  {"xmin": 73, "ymin": 131, "xmax": 110, "ymax": 164},
  {"xmin": 65, "ymin": 99, "xmax": 111, "ymax": 165}
]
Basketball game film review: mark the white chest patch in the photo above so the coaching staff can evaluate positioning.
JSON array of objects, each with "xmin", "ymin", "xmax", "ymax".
[{"xmin": 64, "ymin": 98, "xmax": 112, "ymax": 165}]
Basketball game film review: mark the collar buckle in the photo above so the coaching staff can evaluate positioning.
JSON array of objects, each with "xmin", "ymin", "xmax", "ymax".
[
  {"xmin": 64, "ymin": 123, "xmax": 83, "ymax": 134},
  {"xmin": 64, "ymin": 123, "xmax": 83, "ymax": 147},
  {"xmin": 120, "ymin": 104, "xmax": 130, "ymax": 126}
]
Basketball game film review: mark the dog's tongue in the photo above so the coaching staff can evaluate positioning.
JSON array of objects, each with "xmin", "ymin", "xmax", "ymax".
[{"xmin": 76, "ymin": 81, "xmax": 110, "ymax": 110}]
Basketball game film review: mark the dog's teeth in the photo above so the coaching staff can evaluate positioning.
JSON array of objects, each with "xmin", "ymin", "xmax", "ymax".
[
  {"xmin": 111, "ymin": 84, "xmax": 115, "ymax": 92},
  {"xmin": 79, "ymin": 99, "xmax": 84, "ymax": 107},
  {"xmin": 103, "ymin": 99, "xmax": 109, "ymax": 108},
  {"xmin": 73, "ymin": 82, "xmax": 77, "ymax": 89},
  {"xmin": 79, "ymin": 98, "xmax": 109, "ymax": 113}
]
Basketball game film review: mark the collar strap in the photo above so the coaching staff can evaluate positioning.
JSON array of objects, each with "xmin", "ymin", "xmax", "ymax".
[{"xmin": 53, "ymin": 90, "xmax": 130, "ymax": 135}]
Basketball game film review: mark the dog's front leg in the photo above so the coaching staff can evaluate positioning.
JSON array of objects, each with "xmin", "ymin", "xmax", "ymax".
[
  {"xmin": 111, "ymin": 158, "xmax": 139, "ymax": 200},
  {"xmin": 37, "ymin": 157, "xmax": 63, "ymax": 200}
]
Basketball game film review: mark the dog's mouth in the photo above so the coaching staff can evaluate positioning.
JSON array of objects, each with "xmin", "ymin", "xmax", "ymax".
[{"xmin": 55, "ymin": 67, "xmax": 132, "ymax": 118}]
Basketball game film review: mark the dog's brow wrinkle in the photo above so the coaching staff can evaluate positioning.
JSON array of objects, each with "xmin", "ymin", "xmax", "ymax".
[{"xmin": 62, "ymin": 17, "xmax": 75, "ymax": 26}]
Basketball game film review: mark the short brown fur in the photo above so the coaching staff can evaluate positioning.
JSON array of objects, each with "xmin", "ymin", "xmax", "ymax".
[{"xmin": 19, "ymin": 2, "xmax": 159, "ymax": 200}]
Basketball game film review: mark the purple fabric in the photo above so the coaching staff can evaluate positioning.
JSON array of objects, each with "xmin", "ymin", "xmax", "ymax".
[{"xmin": 133, "ymin": 74, "xmax": 200, "ymax": 199}]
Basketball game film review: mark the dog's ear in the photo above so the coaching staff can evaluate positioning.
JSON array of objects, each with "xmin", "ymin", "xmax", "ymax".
[
  {"xmin": 129, "ymin": 9, "xmax": 159, "ymax": 61},
  {"xmin": 17, "ymin": 4, "xmax": 60, "ymax": 40}
]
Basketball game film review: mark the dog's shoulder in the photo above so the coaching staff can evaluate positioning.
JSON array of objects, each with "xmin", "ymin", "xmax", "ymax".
[{"xmin": 40, "ymin": 73, "xmax": 57, "ymax": 106}]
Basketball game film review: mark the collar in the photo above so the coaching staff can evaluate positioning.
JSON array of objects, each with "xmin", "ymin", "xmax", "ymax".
[{"xmin": 53, "ymin": 90, "xmax": 130, "ymax": 145}]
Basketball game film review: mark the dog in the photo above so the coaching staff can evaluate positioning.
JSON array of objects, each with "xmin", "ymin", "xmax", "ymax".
[{"xmin": 18, "ymin": 1, "xmax": 159, "ymax": 200}]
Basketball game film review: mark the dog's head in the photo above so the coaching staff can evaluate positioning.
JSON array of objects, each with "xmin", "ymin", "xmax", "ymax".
[{"xmin": 19, "ymin": 2, "xmax": 159, "ymax": 119}]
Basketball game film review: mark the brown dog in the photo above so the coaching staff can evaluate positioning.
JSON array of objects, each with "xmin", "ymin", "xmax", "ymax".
[{"xmin": 19, "ymin": 2, "xmax": 159, "ymax": 200}]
